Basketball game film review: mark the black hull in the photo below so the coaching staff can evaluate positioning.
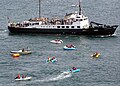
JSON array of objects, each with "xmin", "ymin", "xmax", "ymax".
[{"xmin": 8, "ymin": 26, "xmax": 117, "ymax": 35}]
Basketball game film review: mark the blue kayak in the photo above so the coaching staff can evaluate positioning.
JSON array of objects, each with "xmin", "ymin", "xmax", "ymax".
[
  {"xmin": 51, "ymin": 59, "xmax": 57, "ymax": 63},
  {"xmin": 68, "ymin": 69, "xmax": 80, "ymax": 73},
  {"xmin": 63, "ymin": 46, "xmax": 76, "ymax": 50}
]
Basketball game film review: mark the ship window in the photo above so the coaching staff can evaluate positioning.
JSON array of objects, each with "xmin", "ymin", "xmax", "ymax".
[
  {"xmin": 57, "ymin": 26, "xmax": 60, "ymax": 28},
  {"xmin": 71, "ymin": 26, "xmax": 74, "ymax": 28},
  {"xmin": 84, "ymin": 18, "xmax": 87, "ymax": 20},
  {"xmin": 62, "ymin": 26, "xmax": 65, "ymax": 28},
  {"xmin": 80, "ymin": 19, "xmax": 83, "ymax": 21},
  {"xmin": 66, "ymin": 26, "xmax": 69, "ymax": 28},
  {"xmin": 77, "ymin": 26, "xmax": 80, "ymax": 28},
  {"xmin": 35, "ymin": 23, "xmax": 39, "ymax": 25}
]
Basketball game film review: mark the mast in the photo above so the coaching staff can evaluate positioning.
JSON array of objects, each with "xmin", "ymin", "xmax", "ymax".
[
  {"xmin": 79, "ymin": 0, "xmax": 82, "ymax": 15},
  {"xmin": 39, "ymin": 0, "xmax": 41, "ymax": 18}
]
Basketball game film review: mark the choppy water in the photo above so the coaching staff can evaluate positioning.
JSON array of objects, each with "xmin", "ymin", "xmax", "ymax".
[{"xmin": 0, "ymin": 0, "xmax": 120, "ymax": 86}]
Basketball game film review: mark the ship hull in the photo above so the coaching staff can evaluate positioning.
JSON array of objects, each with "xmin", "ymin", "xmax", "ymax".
[{"xmin": 8, "ymin": 26, "xmax": 117, "ymax": 35}]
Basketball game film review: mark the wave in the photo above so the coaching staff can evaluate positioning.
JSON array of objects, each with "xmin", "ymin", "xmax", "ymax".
[
  {"xmin": 0, "ymin": 30, "xmax": 7, "ymax": 33},
  {"xmin": 49, "ymin": 71, "xmax": 72, "ymax": 81},
  {"xmin": 34, "ymin": 71, "xmax": 72, "ymax": 83}
]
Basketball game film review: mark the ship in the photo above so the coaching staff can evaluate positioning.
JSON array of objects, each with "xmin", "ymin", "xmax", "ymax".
[{"xmin": 8, "ymin": 0, "xmax": 118, "ymax": 36}]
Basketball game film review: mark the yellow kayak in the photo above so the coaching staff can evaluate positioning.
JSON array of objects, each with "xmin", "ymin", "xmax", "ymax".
[
  {"xmin": 12, "ymin": 53, "xmax": 20, "ymax": 57},
  {"xmin": 91, "ymin": 53, "xmax": 100, "ymax": 58},
  {"xmin": 95, "ymin": 53, "xmax": 100, "ymax": 58}
]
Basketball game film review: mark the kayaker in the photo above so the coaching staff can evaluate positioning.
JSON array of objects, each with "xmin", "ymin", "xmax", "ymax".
[
  {"xmin": 72, "ymin": 67, "xmax": 77, "ymax": 70},
  {"xmin": 95, "ymin": 52, "xmax": 98, "ymax": 55},
  {"xmin": 51, "ymin": 56, "xmax": 55, "ymax": 60},
  {"xmin": 70, "ymin": 44, "xmax": 73, "ymax": 47},
  {"xmin": 66, "ymin": 45, "xmax": 69, "ymax": 47},
  {"xmin": 22, "ymin": 75, "xmax": 26, "ymax": 78},
  {"xmin": 47, "ymin": 56, "xmax": 51, "ymax": 62},
  {"xmin": 93, "ymin": 52, "xmax": 99, "ymax": 57},
  {"xmin": 16, "ymin": 74, "xmax": 20, "ymax": 79}
]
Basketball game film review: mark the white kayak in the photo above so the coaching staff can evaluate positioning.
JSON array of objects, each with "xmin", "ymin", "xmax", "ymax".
[
  {"xmin": 11, "ymin": 50, "xmax": 23, "ymax": 53},
  {"xmin": 50, "ymin": 39, "xmax": 63, "ymax": 44},
  {"xmin": 15, "ymin": 77, "xmax": 32, "ymax": 81},
  {"xmin": 11, "ymin": 50, "xmax": 32, "ymax": 55}
]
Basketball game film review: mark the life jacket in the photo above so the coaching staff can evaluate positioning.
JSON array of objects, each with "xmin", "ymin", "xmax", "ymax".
[
  {"xmin": 72, "ymin": 67, "xmax": 77, "ymax": 70},
  {"xmin": 22, "ymin": 75, "xmax": 26, "ymax": 78},
  {"xmin": 17, "ymin": 74, "xmax": 20, "ymax": 79}
]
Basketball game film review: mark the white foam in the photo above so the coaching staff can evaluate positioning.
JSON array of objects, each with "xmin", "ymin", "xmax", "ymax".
[
  {"xmin": 36, "ymin": 71, "xmax": 72, "ymax": 82},
  {"xmin": 49, "ymin": 71, "xmax": 72, "ymax": 81}
]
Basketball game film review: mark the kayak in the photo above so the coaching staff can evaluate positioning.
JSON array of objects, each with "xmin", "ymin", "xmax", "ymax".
[
  {"xmin": 68, "ymin": 69, "xmax": 80, "ymax": 73},
  {"xmin": 91, "ymin": 53, "xmax": 100, "ymax": 58},
  {"xmin": 51, "ymin": 59, "xmax": 57, "ymax": 63},
  {"xmin": 50, "ymin": 39, "xmax": 63, "ymax": 44},
  {"xmin": 15, "ymin": 77, "xmax": 32, "ymax": 81},
  {"xmin": 72, "ymin": 69, "xmax": 80, "ymax": 73},
  {"xmin": 63, "ymin": 46, "xmax": 76, "ymax": 50},
  {"xmin": 46, "ymin": 58, "xmax": 57, "ymax": 63},
  {"xmin": 11, "ymin": 50, "xmax": 32, "ymax": 55},
  {"xmin": 95, "ymin": 53, "xmax": 100, "ymax": 58},
  {"xmin": 12, "ymin": 53, "xmax": 20, "ymax": 57}
]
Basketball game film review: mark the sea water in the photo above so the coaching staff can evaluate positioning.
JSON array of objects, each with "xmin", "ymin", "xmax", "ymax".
[{"xmin": 0, "ymin": 0, "xmax": 120, "ymax": 86}]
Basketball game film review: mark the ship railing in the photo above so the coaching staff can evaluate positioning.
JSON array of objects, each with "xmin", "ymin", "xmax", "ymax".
[{"xmin": 90, "ymin": 21, "xmax": 118, "ymax": 29}]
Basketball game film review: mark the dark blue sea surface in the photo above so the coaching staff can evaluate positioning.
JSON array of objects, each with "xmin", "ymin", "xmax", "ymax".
[{"xmin": 0, "ymin": 0, "xmax": 120, "ymax": 86}]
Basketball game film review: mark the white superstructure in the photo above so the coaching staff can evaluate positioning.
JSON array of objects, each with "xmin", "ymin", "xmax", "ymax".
[{"xmin": 8, "ymin": 0, "xmax": 90, "ymax": 30}]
